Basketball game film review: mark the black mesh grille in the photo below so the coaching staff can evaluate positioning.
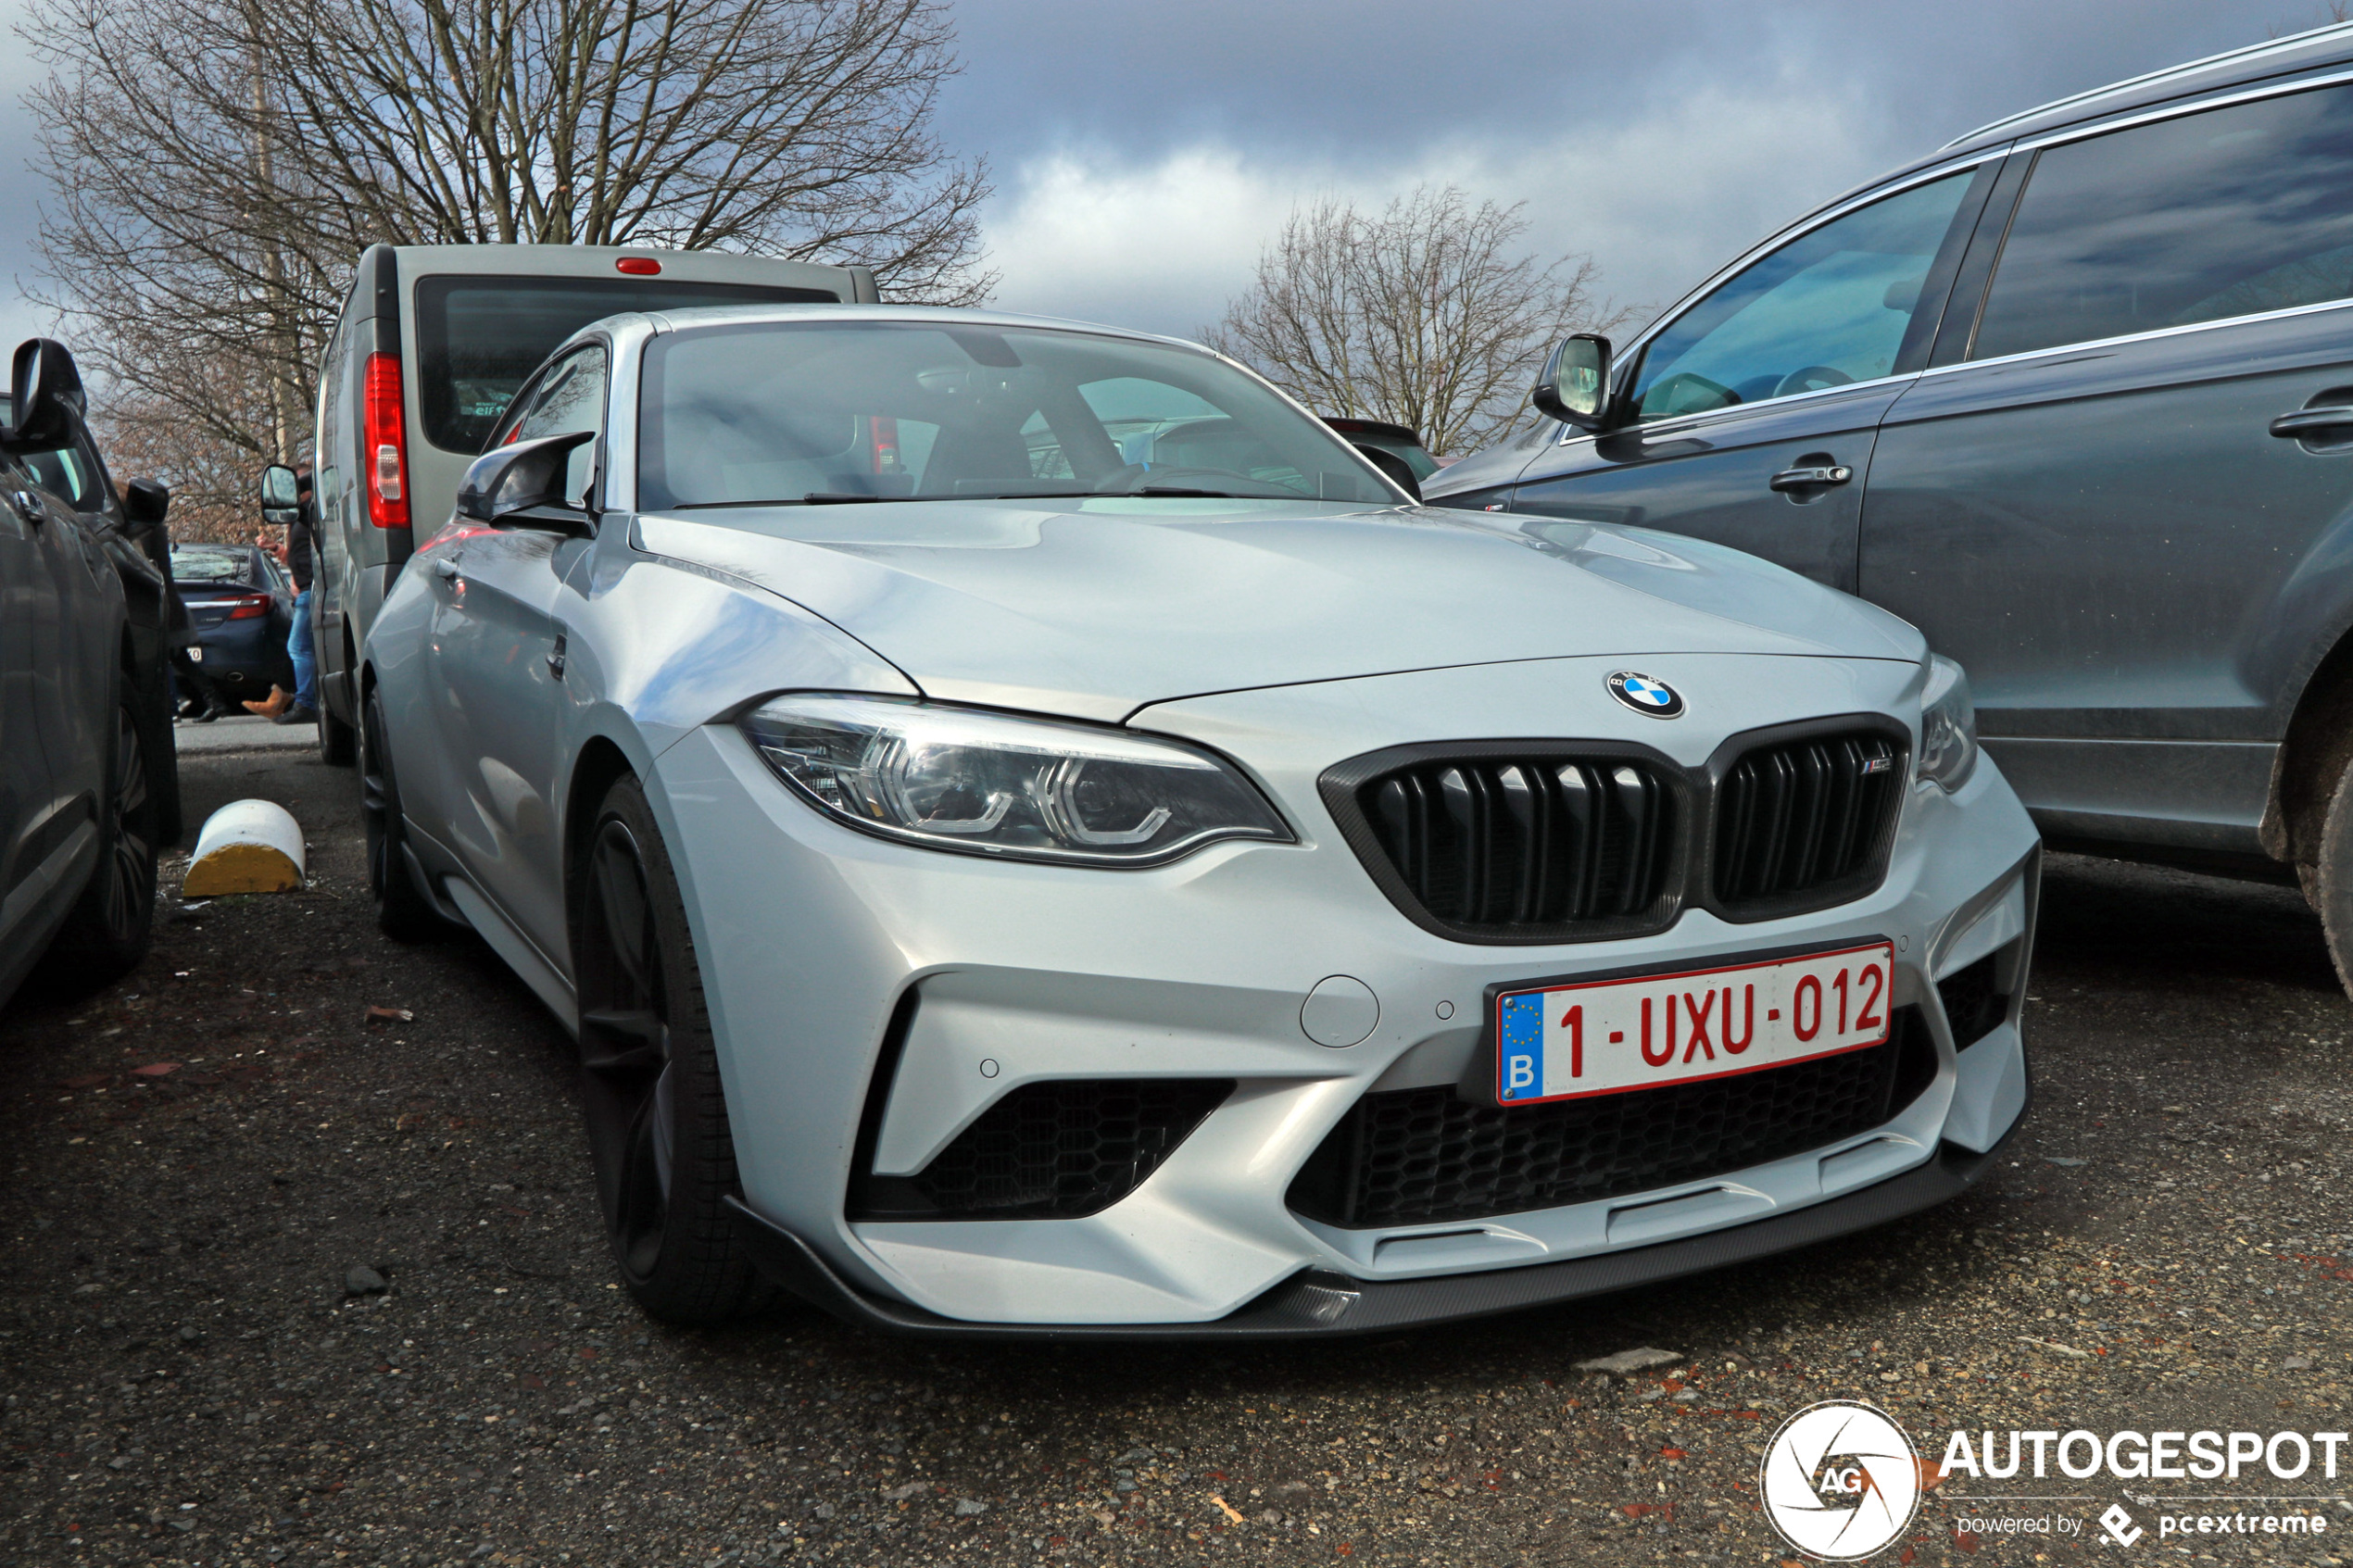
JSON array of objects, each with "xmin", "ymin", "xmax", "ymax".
[
  {"xmin": 1936, "ymin": 952, "xmax": 2008, "ymax": 1051},
  {"xmin": 854, "ymin": 1079, "xmax": 1232, "ymax": 1221},
  {"xmin": 1353, "ymin": 756, "xmax": 1675, "ymax": 937},
  {"xmin": 1712, "ymin": 731, "xmax": 1904, "ymax": 914},
  {"xmin": 1288, "ymin": 1010, "xmax": 1931, "ymax": 1229}
]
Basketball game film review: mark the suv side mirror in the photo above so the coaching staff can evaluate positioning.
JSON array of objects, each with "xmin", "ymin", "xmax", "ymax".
[
  {"xmin": 258, "ymin": 464, "xmax": 301, "ymax": 528},
  {"xmin": 124, "ymin": 478, "xmax": 170, "ymax": 528},
  {"xmin": 455, "ymin": 431, "xmax": 598, "ymax": 533},
  {"xmin": 6, "ymin": 338, "xmax": 87, "ymax": 446},
  {"xmin": 1352, "ymin": 443, "xmax": 1422, "ymax": 502},
  {"xmin": 1531, "ymin": 333, "xmax": 1613, "ymax": 432}
]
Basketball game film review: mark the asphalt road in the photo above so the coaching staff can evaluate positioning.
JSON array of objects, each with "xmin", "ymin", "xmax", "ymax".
[{"xmin": 3, "ymin": 736, "xmax": 2350, "ymax": 1567}]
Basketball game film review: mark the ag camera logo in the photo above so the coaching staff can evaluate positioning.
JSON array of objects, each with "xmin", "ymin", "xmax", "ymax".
[{"xmin": 1760, "ymin": 1400, "xmax": 1922, "ymax": 1560}]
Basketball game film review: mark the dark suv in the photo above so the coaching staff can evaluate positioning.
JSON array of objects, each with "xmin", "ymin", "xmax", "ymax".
[{"xmin": 1428, "ymin": 22, "xmax": 2353, "ymax": 980}]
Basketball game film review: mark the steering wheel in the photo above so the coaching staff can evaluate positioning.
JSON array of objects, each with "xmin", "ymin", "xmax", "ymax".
[{"xmin": 1773, "ymin": 365, "xmax": 1855, "ymax": 398}]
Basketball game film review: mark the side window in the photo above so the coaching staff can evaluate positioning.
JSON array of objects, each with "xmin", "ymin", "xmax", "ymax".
[
  {"xmin": 1972, "ymin": 85, "xmax": 2353, "ymax": 361},
  {"xmin": 505, "ymin": 344, "xmax": 609, "ymax": 506},
  {"xmin": 17, "ymin": 433, "xmax": 105, "ymax": 511},
  {"xmin": 317, "ymin": 321, "xmax": 344, "ymax": 528},
  {"xmin": 1629, "ymin": 171, "xmax": 1979, "ymax": 422}
]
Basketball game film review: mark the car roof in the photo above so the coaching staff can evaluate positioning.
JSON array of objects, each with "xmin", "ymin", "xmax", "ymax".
[
  {"xmin": 616, "ymin": 302, "xmax": 1220, "ymax": 357},
  {"xmin": 1939, "ymin": 19, "xmax": 2353, "ymax": 157}
]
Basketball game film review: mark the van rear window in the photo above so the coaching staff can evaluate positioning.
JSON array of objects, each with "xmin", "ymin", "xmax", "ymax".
[{"xmin": 412, "ymin": 276, "xmax": 839, "ymax": 452}]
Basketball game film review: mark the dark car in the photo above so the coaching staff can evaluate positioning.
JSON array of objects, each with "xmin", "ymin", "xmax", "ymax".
[
  {"xmin": 169, "ymin": 544, "xmax": 294, "ymax": 704},
  {"xmin": 1427, "ymin": 21, "xmax": 2353, "ymax": 980},
  {"xmin": 0, "ymin": 340, "xmax": 169, "ymax": 1009}
]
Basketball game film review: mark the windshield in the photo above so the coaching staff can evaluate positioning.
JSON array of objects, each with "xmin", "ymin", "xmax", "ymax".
[
  {"xmin": 636, "ymin": 321, "xmax": 1401, "ymax": 510},
  {"xmin": 170, "ymin": 548, "xmax": 259, "ymax": 584},
  {"xmin": 414, "ymin": 276, "xmax": 841, "ymax": 454}
]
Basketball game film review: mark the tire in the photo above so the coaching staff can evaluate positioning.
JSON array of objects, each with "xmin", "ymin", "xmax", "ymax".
[
  {"xmin": 47, "ymin": 689, "xmax": 158, "ymax": 989},
  {"xmin": 359, "ymin": 685, "xmax": 443, "ymax": 943},
  {"xmin": 138, "ymin": 654, "xmax": 185, "ymax": 847},
  {"xmin": 573, "ymin": 773, "xmax": 774, "ymax": 1324},
  {"xmin": 319, "ymin": 699, "xmax": 357, "ymax": 767}
]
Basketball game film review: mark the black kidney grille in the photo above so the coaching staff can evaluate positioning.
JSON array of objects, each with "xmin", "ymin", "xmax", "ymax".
[
  {"xmin": 1713, "ymin": 731, "xmax": 1904, "ymax": 910},
  {"xmin": 1358, "ymin": 757, "xmax": 1674, "ymax": 933},
  {"xmin": 1288, "ymin": 1010, "xmax": 1930, "ymax": 1229},
  {"xmin": 864, "ymin": 1079, "xmax": 1233, "ymax": 1221}
]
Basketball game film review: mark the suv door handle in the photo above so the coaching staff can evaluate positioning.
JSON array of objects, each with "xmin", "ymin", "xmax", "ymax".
[
  {"xmin": 2271, "ymin": 407, "xmax": 2353, "ymax": 438},
  {"xmin": 1768, "ymin": 464, "xmax": 1854, "ymax": 492}
]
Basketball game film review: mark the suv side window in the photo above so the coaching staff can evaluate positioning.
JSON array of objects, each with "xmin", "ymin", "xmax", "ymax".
[
  {"xmin": 1628, "ymin": 170, "xmax": 1978, "ymax": 422},
  {"xmin": 1972, "ymin": 84, "xmax": 2353, "ymax": 361},
  {"xmin": 502, "ymin": 344, "xmax": 609, "ymax": 507}
]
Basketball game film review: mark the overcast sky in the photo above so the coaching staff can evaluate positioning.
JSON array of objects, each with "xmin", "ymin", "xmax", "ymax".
[{"xmin": 0, "ymin": 0, "xmax": 2322, "ymax": 370}]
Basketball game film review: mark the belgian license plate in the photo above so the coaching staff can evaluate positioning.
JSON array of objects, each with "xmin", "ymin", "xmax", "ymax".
[{"xmin": 1493, "ymin": 941, "xmax": 1895, "ymax": 1106}]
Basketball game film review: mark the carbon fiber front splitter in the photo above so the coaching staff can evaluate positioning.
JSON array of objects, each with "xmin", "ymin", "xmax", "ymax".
[{"xmin": 724, "ymin": 1123, "xmax": 2017, "ymax": 1342}]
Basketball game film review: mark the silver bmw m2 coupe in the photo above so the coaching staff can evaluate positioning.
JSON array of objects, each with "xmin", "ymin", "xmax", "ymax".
[{"xmin": 361, "ymin": 306, "xmax": 2038, "ymax": 1336}]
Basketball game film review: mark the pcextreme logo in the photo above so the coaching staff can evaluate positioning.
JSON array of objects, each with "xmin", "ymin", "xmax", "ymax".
[{"xmin": 1759, "ymin": 1400, "xmax": 1922, "ymax": 1560}]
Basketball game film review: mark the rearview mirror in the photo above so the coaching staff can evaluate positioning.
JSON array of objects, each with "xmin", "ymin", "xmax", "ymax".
[
  {"xmin": 124, "ymin": 478, "xmax": 170, "ymax": 528},
  {"xmin": 258, "ymin": 464, "xmax": 300, "ymax": 529},
  {"xmin": 1531, "ymin": 333, "xmax": 1612, "ymax": 432},
  {"xmin": 6, "ymin": 338, "xmax": 87, "ymax": 446},
  {"xmin": 455, "ymin": 431, "xmax": 598, "ymax": 533}
]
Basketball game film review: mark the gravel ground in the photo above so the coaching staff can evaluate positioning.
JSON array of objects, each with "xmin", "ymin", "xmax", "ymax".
[{"xmin": 2, "ymin": 739, "xmax": 2350, "ymax": 1567}]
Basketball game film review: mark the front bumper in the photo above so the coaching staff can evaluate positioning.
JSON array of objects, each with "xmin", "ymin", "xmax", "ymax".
[
  {"xmin": 723, "ymin": 1124, "xmax": 2019, "ymax": 1339},
  {"xmin": 650, "ymin": 654, "xmax": 2040, "ymax": 1332}
]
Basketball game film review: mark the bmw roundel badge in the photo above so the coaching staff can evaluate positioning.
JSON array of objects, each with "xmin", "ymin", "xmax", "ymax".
[{"xmin": 1606, "ymin": 671, "xmax": 1685, "ymax": 718}]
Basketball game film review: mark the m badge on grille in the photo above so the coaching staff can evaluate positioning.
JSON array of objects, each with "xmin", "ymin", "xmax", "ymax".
[{"xmin": 1606, "ymin": 671, "xmax": 1684, "ymax": 718}]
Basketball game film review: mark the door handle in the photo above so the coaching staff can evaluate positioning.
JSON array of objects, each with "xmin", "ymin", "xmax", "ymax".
[
  {"xmin": 546, "ymin": 634, "xmax": 567, "ymax": 680},
  {"xmin": 10, "ymin": 489, "xmax": 41, "ymax": 521},
  {"xmin": 2271, "ymin": 407, "xmax": 2353, "ymax": 439},
  {"xmin": 1768, "ymin": 464, "xmax": 1854, "ymax": 492},
  {"xmin": 432, "ymin": 558, "xmax": 460, "ymax": 582}
]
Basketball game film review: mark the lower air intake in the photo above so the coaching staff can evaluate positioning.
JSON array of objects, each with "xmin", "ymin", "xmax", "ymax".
[
  {"xmin": 1288, "ymin": 1010, "xmax": 1931, "ymax": 1229},
  {"xmin": 852, "ymin": 1079, "xmax": 1233, "ymax": 1221}
]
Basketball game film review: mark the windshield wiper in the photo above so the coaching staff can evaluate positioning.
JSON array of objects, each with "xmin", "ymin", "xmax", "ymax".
[{"xmin": 801, "ymin": 492, "xmax": 887, "ymax": 505}]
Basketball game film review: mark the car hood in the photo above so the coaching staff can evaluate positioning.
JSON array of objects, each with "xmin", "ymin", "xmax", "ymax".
[{"xmin": 632, "ymin": 497, "xmax": 1926, "ymax": 722}]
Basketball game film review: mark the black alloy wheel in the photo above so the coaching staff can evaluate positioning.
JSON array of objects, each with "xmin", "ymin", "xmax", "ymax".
[
  {"xmin": 50, "ymin": 693, "xmax": 158, "ymax": 986},
  {"xmin": 360, "ymin": 686, "xmax": 441, "ymax": 942},
  {"xmin": 573, "ymin": 774, "xmax": 771, "ymax": 1323}
]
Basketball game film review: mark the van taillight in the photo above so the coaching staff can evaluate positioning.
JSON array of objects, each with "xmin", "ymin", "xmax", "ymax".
[{"xmin": 364, "ymin": 351, "xmax": 409, "ymax": 529}]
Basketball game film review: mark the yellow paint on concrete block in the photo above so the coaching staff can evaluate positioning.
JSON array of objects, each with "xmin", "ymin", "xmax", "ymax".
[{"xmin": 182, "ymin": 840, "xmax": 304, "ymax": 896}]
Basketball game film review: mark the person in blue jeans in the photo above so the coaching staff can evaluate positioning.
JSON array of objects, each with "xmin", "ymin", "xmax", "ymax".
[{"xmin": 244, "ymin": 469, "xmax": 319, "ymax": 725}]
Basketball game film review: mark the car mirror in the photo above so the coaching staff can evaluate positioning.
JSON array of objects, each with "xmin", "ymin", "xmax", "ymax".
[
  {"xmin": 124, "ymin": 478, "xmax": 170, "ymax": 529},
  {"xmin": 258, "ymin": 464, "xmax": 300, "ymax": 529},
  {"xmin": 1353, "ymin": 443, "xmax": 1422, "ymax": 502},
  {"xmin": 6, "ymin": 338, "xmax": 87, "ymax": 446},
  {"xmin": 1531, "ymin": 333, "xmax": 1612, "ymax": 432},
  {"xmin": 456, "ymin": 431, "xmax": 598, "ymax": 533}
]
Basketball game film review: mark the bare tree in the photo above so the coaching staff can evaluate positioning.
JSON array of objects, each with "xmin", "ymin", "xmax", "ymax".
[
  {"xmin": 23, "ymin": 0, "xmax": 992, "ymax": 507},
  {"xmin": 1205, "ymin": 185, "xmax": 1629, "ymax": 458}
]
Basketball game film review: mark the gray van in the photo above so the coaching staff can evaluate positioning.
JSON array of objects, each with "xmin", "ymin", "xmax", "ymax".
[
  {"xmin": 1427, "ymin": 22, "xmax": 2353, "ymax": 978},
  {"xmin": 296, "ymin": 245, "xmax": 876, "ymax": 764}
]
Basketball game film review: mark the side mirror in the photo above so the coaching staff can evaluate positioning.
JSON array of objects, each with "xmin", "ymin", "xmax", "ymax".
[
  {"xmin": 455, "ymin": 431, "xmax": 598, "ymax": 532},
  {"xmin": 258, "ymin": 465, "xmax": 301, "ymax": 529},
  {"xmin": 6, "ymin": 338, "xmax": 87, "ymax": 445},
  {"xmin": 1353, "ymin": 443, "xmax": 1422, "ymax": 502},
  {"xmin": 124, "ymin": 478, "xmax": 170, "ymax": 528},
  {"xmin": 1531, "ymin": 333, "xmax": 1613, "ymax": 432}
]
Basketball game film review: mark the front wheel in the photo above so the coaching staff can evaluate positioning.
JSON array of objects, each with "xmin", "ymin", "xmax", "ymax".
[
  {"xmin": 48, "ymin": 693, "xmax": 158, "ymax": 988},
  {"xmin": 359, "ymin": 686, "xmax": 442, "ymax": 942},
  {"xmin": 573, "ymin": 773, "xmax": 773, "ymax": 1323}
]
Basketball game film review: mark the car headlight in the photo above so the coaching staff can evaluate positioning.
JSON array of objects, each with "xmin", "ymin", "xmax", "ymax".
[
  {"xmin": 1918, "ymin": 654, "xmax": 1977, "ymax": 792},
  {"xmin": 737, "ymin": 694, "xmax": 1294, "ymax": 866}
]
